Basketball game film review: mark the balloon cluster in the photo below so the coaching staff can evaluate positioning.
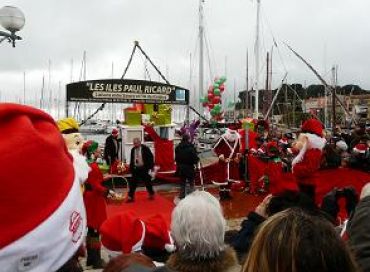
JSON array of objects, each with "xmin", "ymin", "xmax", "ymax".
[{"xmin": 200, "ymin": 76, "xmax": 227, "ymax": 121}]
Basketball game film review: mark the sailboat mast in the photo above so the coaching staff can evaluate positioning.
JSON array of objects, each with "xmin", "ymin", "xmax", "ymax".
[
  {"xmin": 199, "ymin": 0, "xmax": 205, "ymax": 113},
  {"xmin": 254, "ymin": 0, "xmax": 261, "ymax": 118},
  {"xmin": 23, "ymin": 71, "xmax": 26, "ymax": 104},
  {"xmin": 48, "ymin": 59, "xmax": 52, "ymax": 115},
  {"xmin": 58, "ymin": 81, "xmax": 61, "ymax": 119},
  {"xmin": 40, "ymin": 74, "xmax": 45, "ymax": 109},
  {"xmin": 331, "ymin": 65, "xmax": 337, "ymax": 129},
  {"xmin": 246, "ymin": 49, "xmax": 249, "ymax": 116}
]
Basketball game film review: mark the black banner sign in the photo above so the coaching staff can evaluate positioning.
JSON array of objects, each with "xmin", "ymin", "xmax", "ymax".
[{"xmin": 66, "ymin": 79, "xmax": 190, "ymax": 105}]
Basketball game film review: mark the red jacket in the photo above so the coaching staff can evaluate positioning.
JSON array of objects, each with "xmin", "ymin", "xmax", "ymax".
[
  {"xmin": 83, "ymin": 162, "xmax": 108, "ymax": 230},
  {"xmin": 292, "ymin": 149, "xmax": 323, "ymax": 186}
]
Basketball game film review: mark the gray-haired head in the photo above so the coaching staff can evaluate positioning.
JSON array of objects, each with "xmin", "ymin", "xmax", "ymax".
[{"xmin": 170, "ymin": 191, "xmax": 226, "ymax": 260}]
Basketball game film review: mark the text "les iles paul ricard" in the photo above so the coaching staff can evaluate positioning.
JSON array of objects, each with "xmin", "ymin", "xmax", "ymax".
[{"xmin": 86, "ymin": 82, "xmax": 174, "ymax": 95}]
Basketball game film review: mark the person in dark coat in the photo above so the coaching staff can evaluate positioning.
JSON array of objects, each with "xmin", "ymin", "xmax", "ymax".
[
  {"xmin": 104, "ymin": 128, "xmax": 121, "ymax": 166},
  {"xmin": 347, "ymin": 183, "xmax": 370, "ymax": 272},
  {"xmin": 175, "ymin": 134, "xmax": 199, "ymax": 199},
  {"xmin": 228, "ymin": 190, "xmax": 320, "ymax": 263},
  {"xmin": 128, "ymin": 138, "xmax": 155, "ymax": 202}
]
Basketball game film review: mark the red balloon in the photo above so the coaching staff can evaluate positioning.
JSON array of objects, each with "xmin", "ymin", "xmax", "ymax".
[
  {"xmin": 212, "ymin": 96, "xmax": 221, "ymax": 104},
  {"xmin": 220, "ymin": 84, "xmax": 225, "ymax": 91},
  {"xmin": 208, "ymin": 85, "xmax": 214, "ymax": 92},
  {"xmin": 202, "ymin": 102, "xmax": 208, "ymax": 107},
  {"xmin": 208, "ymin": 103, "xmax": 215, "ymax": 109},
  {"xmin": 208, "ymin": 92, "xmax": 214, "ymax": 100}
]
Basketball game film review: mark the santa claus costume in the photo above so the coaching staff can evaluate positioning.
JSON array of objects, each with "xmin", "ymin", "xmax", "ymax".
[
  {"xmin": 292, "ymin": 118, "xmax": 326, "ymax": 201},
  {"xmin": 213, "ymin": 129, "xmax": 242, "ymax": 200}
]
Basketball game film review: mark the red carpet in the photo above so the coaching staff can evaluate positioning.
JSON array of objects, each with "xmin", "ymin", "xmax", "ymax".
[
  {"xmin": 315, "ymin": 168, "xmax": 370, "ymax": 204},
  {"xmin": 106, "ymin": 191, "xmax": 175, "ymax": 225}
]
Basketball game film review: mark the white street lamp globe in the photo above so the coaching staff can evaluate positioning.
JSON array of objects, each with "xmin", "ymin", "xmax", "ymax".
[{"xmin": 0, "ymin": 6, "xmax": 25, "ymax": 32}]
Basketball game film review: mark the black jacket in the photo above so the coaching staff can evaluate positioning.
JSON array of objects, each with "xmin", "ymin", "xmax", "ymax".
[
  {"xmin": 348, "ymin": 195, "xmax": 370, "ymax": 272},
  {"xmin": 175, "ymin": 141, "xmax": 199, "ymax": 166},
  {"xmin": 229, "ymin": 211, "xmax": 265, "ymax": 261},
  {"xmin": 130, "ymin": 144, "xmax": 154, "ymax": 171},
  {"xmin": 104, "ymin": 135, "xmax": 120, "ymax": 165}
]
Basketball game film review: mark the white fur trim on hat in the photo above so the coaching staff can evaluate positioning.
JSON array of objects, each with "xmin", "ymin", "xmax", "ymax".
[
  {"xmin": 132, "ymin": 220, "xmax": 146, "ymax": 252},
  {"xmin": 292, "ymin": 133, "xmax": 326, "ymax": 167},
  {"xmin": 353, "ymin": 147, "xmax": 367, "ymax": 154},
  {"xmin": 0, "ymin": 165, "xmax": 87, "ymax": 272}
]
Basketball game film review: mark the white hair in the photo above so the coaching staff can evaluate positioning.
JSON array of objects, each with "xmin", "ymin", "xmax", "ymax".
[
  {"xmin": 170, "ymin": 191, "xmax": 226, "ymax": 260},
  {"xmin": 336, "ymin": 140, "xmax": 348, "ymax": 152}
]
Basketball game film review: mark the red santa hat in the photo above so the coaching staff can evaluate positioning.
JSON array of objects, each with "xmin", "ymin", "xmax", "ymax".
[
  {"xmin": 100, "ymin": 213, "xmax": 175, "ymax": 255},
  {"xmin": 266, "ymin": 141, "xmax": 280, "ymax": 157},
  {"xmin": 353, "ymin": 143, "xmax": 368, "ymax": 154},
  {"xmin": 142, "ymin": 214, "xmax": 175, "ymax": 252},
  {"xmin": 301, "ymin": 118, "xmax": 324, "ymax": 137},
  {"xmin": 100, "ymin": 212, "xmax": 145, "ymax": 254},
  {"xmin": 279, "ymin": 137, "xmax": 288, "ymax": 145},
  {"xmin": 111, "ymin": 128, "xmax": 119, "ymax": 136},
  {"xmin": 0, "ymin": 104, "xmax": 87, "ymax": 271}
]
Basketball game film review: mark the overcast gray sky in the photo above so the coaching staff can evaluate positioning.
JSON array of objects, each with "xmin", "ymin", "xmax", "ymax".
[{"xmin": 1, "ymin": 0, "xmax": 369, "ymax": 105}]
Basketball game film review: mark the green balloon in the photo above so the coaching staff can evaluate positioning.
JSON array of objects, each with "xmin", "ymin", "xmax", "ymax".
[
  {"xmin": 213, "ymin": 83, "xmax": 220, "ymax": 88},
  {"xmin": 214, "ymin": 104, "xmax": 221, "ymax": 111},
  {"xmin": 214, "ymin": 88, "xmax": 221, "ymax": 96},
  {"xmin": 216, "ymin": 79, "xmax": 223, "ymax": 85},
  {"xmin": 220, "ymin": 76, "xmax": 227, "ymax": 82}
]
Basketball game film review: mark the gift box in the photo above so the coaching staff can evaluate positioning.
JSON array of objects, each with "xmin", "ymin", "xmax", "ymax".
[
  {"xmin": 158, "ymin": 104, "xmax": 171, "ymax": 114},
  {"xmin": 125, "ymin": 110, "xmax": 141, "ymax": 126},
  {"xmin": 151, "ymin": 113, "xmax": 165, "ymax": 126},
  {"xmin": 143, "ymin": 104, "xmax": 154, "ymax": 115}
]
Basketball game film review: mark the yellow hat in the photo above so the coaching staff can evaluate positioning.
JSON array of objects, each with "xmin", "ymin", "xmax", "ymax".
[{"xmin": 57, "ymin": 117, "xmax": 79, "ymax": 134}]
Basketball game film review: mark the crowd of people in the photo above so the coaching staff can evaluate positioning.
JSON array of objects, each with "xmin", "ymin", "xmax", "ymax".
[{"xmin": 2, "ymin": 103, "xmax": 370, "ymax": 272}]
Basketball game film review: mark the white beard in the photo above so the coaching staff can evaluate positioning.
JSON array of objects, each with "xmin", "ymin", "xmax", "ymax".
[{"xmin": 69, "ymin": 150, "xmax": 91, "ymax": 185}]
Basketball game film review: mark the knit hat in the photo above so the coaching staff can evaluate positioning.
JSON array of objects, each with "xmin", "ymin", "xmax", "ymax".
[
  {"xmin": 301, "ymin": 118, "xmax": 323, "ymax": 137},
  {"xmin": 279, "ymin": 137, "xmax": 288, "ymax": 145},
  {"xmin": 353, "ymin": 143, "xmax": 368, "ymax": 154},
  {"xmin": 82, "ymin": 140, "xmax": 99, "ymax": 155},
  {"xmin": 57, "ymin": 117, "xmax": 80, "ymax": 134},
  {"xmin": 266, "ymin": 141, "xmax": 280, "ymax": 157},
  {"xmin": 0, "ymin": 104, "xmax": 87, "ymax": 271},
  {"xmin": 100, "ymin": 213, "xmax": 174, "ymax": 255}
]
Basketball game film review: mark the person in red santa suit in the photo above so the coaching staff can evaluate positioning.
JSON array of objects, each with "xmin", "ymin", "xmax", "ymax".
[
  {"xmin": 82, "ymin": 140, "xmax": 116, "ymax": 269},
  {"xmin": 291, "ymin": 118, "xmax": 326, "ymax": 201},
  {"xmin": 213, "ymin": 128, "xmax": 242, "ymax": 200}
]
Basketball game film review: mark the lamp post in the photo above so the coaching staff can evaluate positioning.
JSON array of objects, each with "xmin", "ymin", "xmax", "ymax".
[{"xmin": 0, "ymin": 6, "xmax": 25, "ymax": 47}]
